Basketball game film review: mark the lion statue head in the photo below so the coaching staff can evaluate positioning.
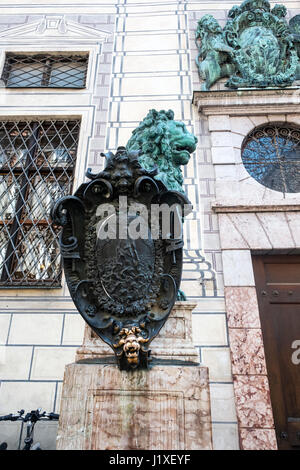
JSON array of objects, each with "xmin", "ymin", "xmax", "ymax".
[
  {"xmin": 196, "ymin": 14, "xmax": 223, "ymax": 41},
  {"xmin": 126, "ymin": 109, "xmax": 197, "ymax": 193}
]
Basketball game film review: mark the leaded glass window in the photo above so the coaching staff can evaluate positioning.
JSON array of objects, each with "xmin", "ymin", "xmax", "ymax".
[
  {"xmin": 1, "ymin": 54, "xmax": 88, "ymax": 88},
  {"xmin": 242, "ymin": 124, "xmax": 300, "ymax": 193},
  {"xmin": 0, "ymin": 119, "xmax": 80, "ymax": 287}
]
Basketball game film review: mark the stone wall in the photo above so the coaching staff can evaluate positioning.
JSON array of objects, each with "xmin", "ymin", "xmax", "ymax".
[{"xmin": 192, "ymin": 1, "xmax": 300, "ymax": 449}]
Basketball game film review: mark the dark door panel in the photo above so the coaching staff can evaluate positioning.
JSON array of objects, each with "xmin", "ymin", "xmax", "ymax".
[{"xmin": 252, "ymin": 255, "xmax": 300, "ymax": 450}]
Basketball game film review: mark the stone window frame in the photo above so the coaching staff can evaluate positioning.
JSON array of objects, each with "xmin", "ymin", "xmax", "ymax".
[
  {"xmin": 193, "ymin": 91, "xmax": 300, "ymax": 209},
  {"xmin": 0, "ymin": 107, "xmax": 94, "ymax": 293},
  {"xmin": 0, "ymin": 41, "xmax": 104, "ymax": 291},
  {"xmin": 0, "ymin": 19, "xmax": 113, "ymax": 291},
  {"xmin": 0, "ymin": 44, "xmax": 99, "ymax": 96}
]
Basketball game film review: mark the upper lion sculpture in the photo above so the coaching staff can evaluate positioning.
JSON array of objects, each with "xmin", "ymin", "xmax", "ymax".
[
  {"xmin": 126, "ymin": 109, "xmax": 198, "ymax": 193},
  {"xmin": 195, "ymin": 14, "xmax": 235, "ymax": 91}
]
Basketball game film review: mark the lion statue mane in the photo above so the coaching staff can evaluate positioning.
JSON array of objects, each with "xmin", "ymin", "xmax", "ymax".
[{"xmin": 126, "ymin": 109, "xmax": 198, "ymax": 194}]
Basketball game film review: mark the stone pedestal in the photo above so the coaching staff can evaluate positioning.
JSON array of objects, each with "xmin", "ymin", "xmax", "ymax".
[
  {"xmin": 56, "ymin": 302, "xmax": 212, "ymax": 450},
  {"xmin": 76, "ymin": 302, "xmax": 200, "ymax": 363}
]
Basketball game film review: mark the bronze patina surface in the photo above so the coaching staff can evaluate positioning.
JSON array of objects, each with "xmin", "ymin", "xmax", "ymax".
[
  {"xmin": 51, "ymin": 114, "xmax": 197, "ymax": 369},
  {"xmin": 196, "ymin": 0, "xmax": 300, "ymax": 90}
]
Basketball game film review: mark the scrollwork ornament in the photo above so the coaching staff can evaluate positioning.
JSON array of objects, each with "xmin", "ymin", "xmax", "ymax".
[{"xmin": 51, "ymin": 142, "xmax": 193, "ymax": 370}]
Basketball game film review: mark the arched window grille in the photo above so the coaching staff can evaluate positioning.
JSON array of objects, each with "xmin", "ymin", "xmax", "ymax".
[{"xmin": 241, "ymin": 123, "xmax": 300, "ymax": 194}]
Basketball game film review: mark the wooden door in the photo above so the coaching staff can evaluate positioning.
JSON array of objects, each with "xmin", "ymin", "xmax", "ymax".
[{"xmin": 252, "ymin": 255, "xmax": 300, "ymax": 450}]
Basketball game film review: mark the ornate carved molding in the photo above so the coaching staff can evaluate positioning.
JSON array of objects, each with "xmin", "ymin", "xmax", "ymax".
[
  {"xmin": 212, "ymin": 204, "xmax": 300, "ymax": 213},
  {"xmin": 0, "ymin": 15, "xmax": 111, "ymax": 44},
  {"xmin": 193, "ymin": 88, "xmax": 300, "ymax": 116}
]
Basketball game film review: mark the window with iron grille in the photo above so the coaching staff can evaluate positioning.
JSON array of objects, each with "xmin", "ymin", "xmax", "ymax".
[
  {"xmin": 1, "ymin": 54, "xmax": 88, "ymax": 88},
  {"xmin": 242, "ymin": 123, "xmax": 300, "ymax": 193},
  {"xmin": 0, "ymin": 119, "xmax": 80, "ymax": 287}
]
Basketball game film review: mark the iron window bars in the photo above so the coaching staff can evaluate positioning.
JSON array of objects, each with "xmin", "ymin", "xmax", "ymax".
[
  {"xmin": 242, "ymin": 123, "xmax": 300, "ymax": 194},
  {"xmin": 1, "ymin": 54, "xmax": 88, "ymax": 88},
  {"xmin": 0, "ymin": 119, "xmax": 80, "ymax": 287}
]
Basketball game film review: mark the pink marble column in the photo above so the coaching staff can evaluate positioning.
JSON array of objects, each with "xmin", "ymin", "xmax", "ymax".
[{"xmin": 225, "ymin": 286, "xmax": 277, "ymax": 450}]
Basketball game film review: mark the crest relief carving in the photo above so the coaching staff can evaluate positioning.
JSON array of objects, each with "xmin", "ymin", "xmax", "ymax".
[
  {"xmin": 51, "ymin": 147, "xmax": 192, "ymax": 370},
  {"xmin": 195, "ymin": 0, "xmax": 300, "ymax": 90}
]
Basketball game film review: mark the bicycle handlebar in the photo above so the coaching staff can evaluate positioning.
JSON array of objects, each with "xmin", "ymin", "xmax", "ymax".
[
  {"xmin": 0, "ymin": 409, "xmax": 59, "ymax": 422},
  {"xmin": 0, "ymin": 414, "xmax": 14, "ymax": 421},
  {"xmin": 48, "ymin": 413, "xmax": 59, "ymax": 420}
]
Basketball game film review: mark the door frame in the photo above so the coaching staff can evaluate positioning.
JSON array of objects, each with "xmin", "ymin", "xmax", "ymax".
[{"xmin": 216, "ymin": 208, "xmax": 300, "ymax": 450}]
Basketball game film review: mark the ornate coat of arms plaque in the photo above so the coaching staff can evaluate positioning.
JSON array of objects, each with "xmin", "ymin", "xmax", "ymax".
[
  {"xmin": 51, "ymin": 147, "xmax": 191, "ymax": 370},
  {"xmin": 195, "ymin": 0, "xmax": 300, "ymax": 90}
]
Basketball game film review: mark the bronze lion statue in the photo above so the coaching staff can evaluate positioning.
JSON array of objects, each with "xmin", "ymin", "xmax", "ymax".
[
  {"xmin": 126, "ymin": 109, "xmax": 197, "ymax": 193},
  {"xmin": 195, "ymin": 14, "xmax": 235, "ymax": 91}
]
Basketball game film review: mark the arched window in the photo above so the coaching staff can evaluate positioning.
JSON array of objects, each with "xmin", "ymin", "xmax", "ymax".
[{"xmin": 241, "ymin": 123, "xmax": 300, "ymax": 193}]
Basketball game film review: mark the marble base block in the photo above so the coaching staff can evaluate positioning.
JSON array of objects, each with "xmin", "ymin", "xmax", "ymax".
[
  {"xmin": 56, "ymin": 363, "xmax": 212, "ymax": 450},
  {"xmin": 56, "ymin": 303, "xmax": 212, "ymax": 450}
]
